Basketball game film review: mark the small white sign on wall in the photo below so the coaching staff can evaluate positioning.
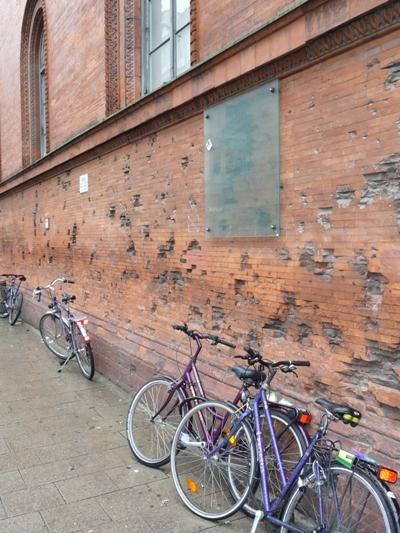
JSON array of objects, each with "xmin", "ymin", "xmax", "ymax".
[{"xmin": 79, "ymin": 173, "xmax": 89, "ymax": 193}]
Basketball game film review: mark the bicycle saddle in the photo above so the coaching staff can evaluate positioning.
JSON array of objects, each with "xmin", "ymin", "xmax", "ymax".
[
  {"xmin": 316, "ymin": 398, "xmax": 361, "ymax": 426},
  {"xmin": 231, "ymin": 366, "xmax": 266, "ymax": 386}
]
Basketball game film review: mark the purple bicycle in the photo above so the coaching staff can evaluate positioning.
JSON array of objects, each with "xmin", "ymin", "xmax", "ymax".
[
  {"xmin": 34, "ymin": 277, "xmax": 95, "ymax": 380},
  {"xmin": 170, "ymin": 359, "xmax": 399, "ymax": 532},
  {"xmin": 126, "ymin": 323, "xmax": 312, "ymax": 516},
  {"xmin": 0, "ymin": 273, "xmax": 26, "ymax": 325}
]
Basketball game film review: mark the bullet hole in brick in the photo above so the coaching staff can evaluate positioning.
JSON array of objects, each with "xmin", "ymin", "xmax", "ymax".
[
  {"xmin": 158, "ymin": 235, "xmax": 175, "ymax": 259},
  {"xmin": 132, "ymin": 194, "xmax": 142, "ymax": 209},
  {"xmin": 216, "ymin": 292, "xmax": 224, "ymax": 303},
  {"xmin": 46, "ymin": 240, "xmax": 50, "ymax": 248},
  {"xmin": 253, "ymin": 272, "xmax": 259, "ymax": 282},
  {"xmin": 322, "ymin": 323, "xmax": 342, "ymax": 346},
  {"xmin": 367, "ymin": 58, "xmax": 380, "ymax": 69},
  {"xmin": 159, "ymin": 295, "xmax": 168, "ymax": 305},
  {"xmin": 263, "ymin": 319, "xmax": 286, "ymax": 339},
  {"xmin": 352, "ymin": 251, "xmax": 368, "ymax": 278},
  {"xmin": 299, "ymin": 243, "xmax": 316, "ymax": 270},
  {"xmin": 127, "ymin": 242, "xmax": 136, "ymax": 256},
  {"xmin": 155, "ymin": 192, "xmax": 168, "ymax": 203},
  {"xmin": 189, "ymin": 305, "xmax": 203, "ymax": 327},
  {"xmin": 282, "ymin": 291, "xmax": 296, "ymax": 306},
  {"xmin": 278, "ymin": 248, "xmax": 291, "ymax": 261},
  {"xmin": 67, "ymin": 243, "xmax": 71, "ymax": 249},
  {"xmin": 167, "ymin": 208, "xmax": 176, "ymax": 224},
  {"xmin": 149, "ymin": 134, "xmax": 157, "ymax": 146},
  {"xmin": 153, "ymin": 271, "xmax": 168, "ymax": 284},
  {"xmin": 95, "ymin": 271, "xmax": 102, "ymax": 281},
  {"xmin": 48, "ymin": 256, "xmax": 53, "ymax": 264},
  {"xmin": 366, "ymin": 340, "xmax": 400, "ymax": 362},
  {"xmin": 300, "ymin": 244, "xmax": 336, "ymax": 281},
  {"xmin": 212, "ymin": 306, "xmax": 225, "ymax": 330},
  {"xmin": 62, "ymin": 180, "xmax": 71, "ymax": 190},
  {"xmin": 384, "ymin": 59, "xmax": 400, "ymax": 90},
  {"xmin": 201, "ymin": 270, "xmax": 207, "ymax": 276},
  {"xmin": 181, "ymin": 156, "xmax": 189, "ymax": 168},
  {"xmin": 70, "ymin": 224, "xmax": 78, "ymax": 245},
  {"xmin": 348, "ymin": 130, "xmax": 357, "ymax": 139},
  {"xmin": 363, "ymin": 272, "xmax": 388, "ymax": 311},
  {"xmin": 240, "ymin": 253, "xmax": 250, "ymax": 270},
  {"xmin": 108, "ymin": 206, "xmax": 116, "ymax": 218},
  {"xmin": 120, "ymin": 214, "xmax": 131, "ymax": 228},
  {"xmin": 171, "ymin": 271, "xmax": 184, "ymax": 288},
  {"xmin": 22, "ymin": 251, "xmax": 25, "ymax": 260},
  {"xmin": 123, "ymin": 155, "xmax": 131, "ymax": 174},
  {"xmin": 300, "ymin": 193, "xmax": 309, "ymax": 206},
  {"xmin": 122, "ymin": 270, "xmax": 139, "ymax": 280},
  {"xmin": 317, "ymin": 208, "xmax": 332, "ymax": 229},
  {"xmin": 145, "ymin": 260, "xmax": 152, "ymax": 270},
  {"xmin": 151, "ymin": 302, "xmax": 157, "ymax": 313},
  {"xmin": 189, "ymin": 197, "xmax": 197, "ymax": 208},
  {"xmin": 334, "ymin": 185, "xmax": 355, "ymax": 208},
  {"xmin": 234, "ymin": 279, "xmax": 246, "ymax": 295},
  {"xmin": 142, "ymin": 225, "xmax": 150, "ymax": 239},
  {"xmin": 308, "ymin": 99, "xmax": 315, "ymax": 109},
  {"xmin": 359, "ymin": 155, "xmax": 400, "ymax": 219},
  {"xmin": 297, "ymin": 323, "xmax": 313, "ymax": 343},
  {"xmin": 90, "ymin": 252, "xmax": 96, "ymax": 264},
  {"xmin": 187, "ymin": 240, "xmax": 201, "ymax": 251},
  {"xmin": 297, "ymin": 222, "xmax": 305, "ymax": 233},
  {"xmin": 364, "ymin": 318, "xmax": 379, "ymax": 332}
]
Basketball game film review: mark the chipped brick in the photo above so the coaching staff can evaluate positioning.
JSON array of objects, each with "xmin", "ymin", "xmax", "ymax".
[
  {"xmin": 384, "ymin": 59, "xmax": 400, "ymax": 90},
  {"xmin": 263, "ymin": 319, "xmax": 286, "ymax": 339},
  {"xmin": 334, "ymin": 185, "xmax": 355, "ymax": 208},
  {"xmin": 317, "ymin": 207, "xmax": 332, "ymax": 229},
  {"xmin": 322, "ymin": 322, "xmax": 342, "ymax": 346},
  {"xmin": 127, "ymin": 242, "xmax": 136, "ymax": 256},
  {"xmin": 212, "ymin": 306, "xmax": 225, "ymax": 330}
]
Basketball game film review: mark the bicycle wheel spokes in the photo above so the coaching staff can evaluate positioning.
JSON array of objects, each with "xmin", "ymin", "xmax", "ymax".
[
  {"xmin": 127, "ymin": 378, "xmax": 185, "ymax": 467},
  {"xmin": 40, "ymin": 313, "xmax": 70, "ymax": 359},
  {"xmin": 73, "ymin": 325, "xmax": 95, "ymax": 380},
  {"xmin": 171, "ymin": 400, "xmax": 256, "ymax": 520},
  {"xmin": 281, "ymin": 465, "xmax": 394, "ymax": 532},
  {"xmin": 9, "ymin": 291, "xmax": 23, "ymax": 325}
]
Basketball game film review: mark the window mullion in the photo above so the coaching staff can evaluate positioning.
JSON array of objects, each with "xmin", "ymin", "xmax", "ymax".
[{"xmin": 171, "ymin": 0, "xmax": 175, "ymax": 78}]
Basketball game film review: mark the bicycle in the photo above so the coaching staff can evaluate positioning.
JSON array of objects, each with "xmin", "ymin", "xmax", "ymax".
[
  {"xmin": 126, "ymin": 324, "xmax": 312, "ymax": 516},
  {"xmin": 0, "ymin": 273, "xmax": 26, "ymax": 325},
  {"xmin": 33, "ymin": 278, "xmax": 95, "ymax": 380},
  {"xmin": 170, "ymin": 360, "xmax": 399, "ymax": 532}
]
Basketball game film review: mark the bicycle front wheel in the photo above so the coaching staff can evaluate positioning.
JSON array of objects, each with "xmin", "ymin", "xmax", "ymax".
[
  {"xmin": 280, "ymin": 464, "xmax": 396, "ymax": 533},
  {"xmin": 8, "ymin": 291, "xmax": 23, "ymax": 325},
  {"xmin": 39, "ymin": 313, "xmax": 69, "ymax": 360},
  {"xmin": 73, "ymin": 323, "xmax": 95, "ymax": 380},
  {"xmin": 126, "ymin": 377, "xmax": 187, "ymax": 467},
  {"xmin": 171, "ymin": 400, "xmax": 257, "ymax": 521}
]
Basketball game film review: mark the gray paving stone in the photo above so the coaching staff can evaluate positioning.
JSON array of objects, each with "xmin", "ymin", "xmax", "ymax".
[
  {"xmin": 0, "ymin": 470, "xmax": 26, "ymax": 495},
  {"xmin": 0, "ymin": 439, "xmax": 8, "ymax": 456},
  {"xmin": 0, "ymin": 511, "xmax": 48, "ymax": 532},
  {"xmin": 84, "ymin": 517, "xmax": 153, "ymax": 532},
  {"xmin": 20, "ymin": 459, "xmax": 79, "ymax": 487},
  {"xmin": 56, "ymin": 471, "xmax": 117, "ymax": 503},
  {"xmin": 105, "ymin": 463, "xmax": 168, "ymax": 490},
  {"xmin": 2, "ymin": 484, "xmax": 65, "ymax": 517},
  {"xmin": 41, "ymin": 499, "xmax": 111, "ymax": 532}
]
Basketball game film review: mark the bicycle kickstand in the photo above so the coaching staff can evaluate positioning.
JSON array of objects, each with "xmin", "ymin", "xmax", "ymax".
[
  {"xmin": 57, "ymin": 351, "xmax": 75, "ymax": 373},
  {"xmin": 250, "ymin": 510, "xmax": 264, "ymax": 533}
]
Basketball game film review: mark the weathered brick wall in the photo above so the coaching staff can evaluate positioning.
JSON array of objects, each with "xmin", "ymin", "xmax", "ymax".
[
  {"xmin": 0, "ymin": 0, "xmax": 105, "ymax": 177},
  {"xmin": 0, "ymin": 25, "xmax": 399, "ymax": 472}
]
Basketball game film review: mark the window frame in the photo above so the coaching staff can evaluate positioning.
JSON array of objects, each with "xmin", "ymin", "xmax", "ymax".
[{"xmin": 142, "ymin": 0, "xmax": 191, "ymax": 95}]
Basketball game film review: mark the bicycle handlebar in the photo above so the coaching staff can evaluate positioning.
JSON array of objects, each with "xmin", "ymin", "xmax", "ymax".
[
  {"xmin": 172, "ymin": 324, "xmax": 236, "ymax": 349},
  {"xmin": 1, "ymin": 274, "xmax": 26, "ymax": 281}
]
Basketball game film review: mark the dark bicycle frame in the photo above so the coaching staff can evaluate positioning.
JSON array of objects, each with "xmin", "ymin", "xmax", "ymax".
[{"xmin": 151, "ymin": 333, "xmax": 310, "ymax": 448}]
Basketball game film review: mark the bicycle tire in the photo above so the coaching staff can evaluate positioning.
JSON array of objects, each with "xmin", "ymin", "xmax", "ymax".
[
  {"xmin": 170, "ymin": 399, "xmax": 257, "ymax": 521},
  {"xmin": 8, "ymin": 291, "xmax": 23, "ymax": 325},
  {"xmin": 39, "ymin": 312, "xmax": 70, "ymax": 360},
  {"xmin": 280, "ymin": 463, "xmax": 397, "ymax": 533},
  {"xmin": 74, "ymin": 323, "xmax": 95, "ymax": 380},
  {"xmin": 126, "ymin": 376, "xmax": 187, "ymax": 467},
  {"xmin": 240, "ymin": 409, "xmax": 308, "ymax": 517}
]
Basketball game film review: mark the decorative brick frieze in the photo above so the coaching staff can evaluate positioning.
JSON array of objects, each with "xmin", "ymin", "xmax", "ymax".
[{"xmin": 105, "ymin": 0, "xmax": 120, "ymax": 115}]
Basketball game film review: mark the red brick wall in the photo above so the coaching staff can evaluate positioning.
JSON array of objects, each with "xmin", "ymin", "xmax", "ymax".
[{"xmin": 0, "ymin": 25, "xmax": 399, "ymax": 471}]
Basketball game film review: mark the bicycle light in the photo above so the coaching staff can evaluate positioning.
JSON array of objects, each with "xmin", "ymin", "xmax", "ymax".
[
  {"xmin": 378, "ymin": 467, "xmax": 398, "ymax": 484},
  {"xmin": 298, "ymin": 411, "xmax": 312, "ymax": 425}
]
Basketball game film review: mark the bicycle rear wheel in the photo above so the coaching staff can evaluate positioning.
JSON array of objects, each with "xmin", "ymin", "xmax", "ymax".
[
  {"xmin": 171, "ymin": 400, "xmax": 257, "ymax": 521},
  {"xmin": 126, "ymin": 377, "xmax": 187, "ymax": 467},
  {"xmin": 73, "ymin": 324, "xmax": 95, "ymax": 380},
  {"xmin": 8, "ymin": 291, "xmax": 23, "ymax": 325},
  {"xmin": 280, "ymin": 464, "xmax": 396, "ymax": 532},
  {"xmin": 39, "ymin": 313, "xmax": 69, "ymax": 360}
]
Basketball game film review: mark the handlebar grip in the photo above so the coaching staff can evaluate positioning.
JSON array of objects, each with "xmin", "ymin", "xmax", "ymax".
[
  {"xmin": 219, "ymin": 339, "xmax": 236, "ymax": 349},
  {"xmin": 292, "ymin": 361, "xmax": 311, "ymax": 367},
  {"xmin": 172, "ymin": 324, "xmax": 186, "ymax": 331},
  {"xmin": 65, "ymin": 279, "xmax": 75, "ymax": 284}
]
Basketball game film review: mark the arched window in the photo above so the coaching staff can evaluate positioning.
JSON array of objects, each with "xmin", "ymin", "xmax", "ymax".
[{"xmin": 21, "ymin": 0, "xmax": 49, "ymax": 165}]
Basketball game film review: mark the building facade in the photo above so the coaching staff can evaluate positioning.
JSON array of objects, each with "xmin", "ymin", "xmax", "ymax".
[{"xmin": 0, "ymin": 0, "xmax": 399, "ymax": 470}]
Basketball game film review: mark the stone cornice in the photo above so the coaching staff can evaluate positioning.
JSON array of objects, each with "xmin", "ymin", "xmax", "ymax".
[{"xmin": 1, "ymin": 0, "xmax": 399, "ymax": 197}]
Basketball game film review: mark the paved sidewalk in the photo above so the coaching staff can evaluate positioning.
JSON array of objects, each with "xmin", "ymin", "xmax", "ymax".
[{"xmin": 0, "ymin": 319, "xmax": 252, "ymax": 533}]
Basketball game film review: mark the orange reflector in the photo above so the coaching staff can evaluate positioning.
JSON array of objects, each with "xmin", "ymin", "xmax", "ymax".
[
  {"xmin": 82, "ymin": 319, "xmax": 88, "ymax": 325},
  {"xmin": 378, "ymin": 467, "xmax": 398, "ymax": 484},
  {"xmin": 186, "ymin": 479, "xmax": 200, "ymax": 494},
  {"xmin": 298, "ymin": 412, "xmax": 312, "ymax": 425}
]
